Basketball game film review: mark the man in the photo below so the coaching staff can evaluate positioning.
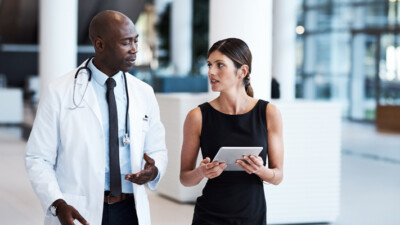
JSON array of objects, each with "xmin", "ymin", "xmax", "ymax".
[{"xmin": 25, "ymin": 10, "xmax": 168, "ymax": 225}]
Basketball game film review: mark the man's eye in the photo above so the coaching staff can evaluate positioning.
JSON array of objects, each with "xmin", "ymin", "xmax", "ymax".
[{"xmin": 122, "ymin": 41, "xmax": 132, "ymax": 46}]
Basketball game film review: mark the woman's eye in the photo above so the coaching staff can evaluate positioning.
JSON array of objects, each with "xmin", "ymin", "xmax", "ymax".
[{"xmin": 217, "ymin": 63, "xmax": 224, "ymax": 68}]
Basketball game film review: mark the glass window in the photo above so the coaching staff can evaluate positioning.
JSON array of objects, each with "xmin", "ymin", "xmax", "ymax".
[{"xmin": 298, "ymin": 0, "xmax": 400, "ymax": 121}]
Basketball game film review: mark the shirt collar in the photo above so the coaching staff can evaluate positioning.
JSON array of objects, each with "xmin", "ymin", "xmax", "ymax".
[{"xmin": 88, "ymin": 58, "xmax": 124, "ymax": 87}]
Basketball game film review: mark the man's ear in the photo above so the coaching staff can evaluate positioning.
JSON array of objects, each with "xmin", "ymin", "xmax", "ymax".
[{"xmin": 94, "ymin": 37, "xmax": 104, "ymax": 52}]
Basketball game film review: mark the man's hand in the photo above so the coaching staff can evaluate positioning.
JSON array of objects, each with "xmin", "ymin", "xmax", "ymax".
[
  {"xmin": 54, "ymin": 199, "xmax": 89, "ymax": 225},
  {"xmin": 125, "ymin": 153, "xmax": 158, "ymax": 185}
]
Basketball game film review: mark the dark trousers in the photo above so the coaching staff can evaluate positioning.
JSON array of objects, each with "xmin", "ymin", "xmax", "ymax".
[{"xmin": 101, "ymin": 196, "xmax": 139, "ymax": 225}]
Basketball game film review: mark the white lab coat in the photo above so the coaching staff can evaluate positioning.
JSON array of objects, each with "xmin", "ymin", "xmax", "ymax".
[{"xmin": 25, "ymin": 60, "xmax": 168, "ymax": 225}]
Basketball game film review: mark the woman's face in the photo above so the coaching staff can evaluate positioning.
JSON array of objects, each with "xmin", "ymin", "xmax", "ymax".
[{"xmin": 207, "ymin": 50, "xmax": 242, "ymax": 93}]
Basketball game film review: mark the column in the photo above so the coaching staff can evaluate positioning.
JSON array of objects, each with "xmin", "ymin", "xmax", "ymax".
[
  {"xmin": 209, "ymin": 0, "xmax": 273, "ymax": 100},
  {"xmin": 351, "ymin": 34, "xmax": 366, "ymax": 120},
  {"xmin": 272, "ymin": 0, "xmax": 297, "ymax": 100},
  {"xmin": 171, "ymin": 0, "xmax": 192, "ymax": 76},
  {"xmin": 303, "ymin": 7, "xmax": 317, "ymax": 99},
  {"xmin": 350, "ymin": 5, "xmax": 367, "ymax": 119},
  {"xmin": 39, "ymin": 0, "xmax": 78, "ymax": 98}
]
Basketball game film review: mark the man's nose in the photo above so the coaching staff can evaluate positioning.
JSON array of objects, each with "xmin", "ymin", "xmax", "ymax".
[{"xmin": 129, "ymin": 43, "xmax": 137, "ymax": 53}]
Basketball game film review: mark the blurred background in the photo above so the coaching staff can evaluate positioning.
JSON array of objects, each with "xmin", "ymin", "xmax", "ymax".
[{"xmin": 0, "ymin": 0, "xmax": 399, "ymax": 224}]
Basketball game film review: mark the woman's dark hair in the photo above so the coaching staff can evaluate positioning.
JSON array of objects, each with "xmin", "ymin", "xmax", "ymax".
[{"xmin": 208, "ymin": 38, "xmax": 253, "ymax": 97}]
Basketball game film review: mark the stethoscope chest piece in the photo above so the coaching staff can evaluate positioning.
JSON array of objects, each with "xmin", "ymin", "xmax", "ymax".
[{"xmin": 123, "ymin": 133, "xmax": 131, "ymax": 146}]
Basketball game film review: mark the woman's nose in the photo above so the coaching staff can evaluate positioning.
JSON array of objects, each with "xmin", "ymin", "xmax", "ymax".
[{"xmin": 208, "ymin": 66, "xmax": 215, "ymax": 76}]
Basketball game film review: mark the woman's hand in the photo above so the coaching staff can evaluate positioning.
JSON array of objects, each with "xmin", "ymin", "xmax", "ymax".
[
  {"xmin": 235, "ymin": 155, "xmax": 265, "ymax": 175},
  {"xmin": 198, "ymin": 157, "xmax": 227, "ymax": 179}
]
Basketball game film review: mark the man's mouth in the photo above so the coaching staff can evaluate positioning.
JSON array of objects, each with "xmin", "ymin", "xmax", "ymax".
[{"xmin": 126, "ymin": 57, "xmax": 136, "ymax": 65}]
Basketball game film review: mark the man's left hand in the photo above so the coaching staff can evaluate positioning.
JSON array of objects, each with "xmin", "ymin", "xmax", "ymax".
[{"xmin": 125, "ymin": 153, "xmax": 158, "ymax": 185}]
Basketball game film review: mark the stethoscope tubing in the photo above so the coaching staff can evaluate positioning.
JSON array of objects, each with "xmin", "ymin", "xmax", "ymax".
[{"xmin": 71, "ymin": 57, "xmax": 130, "ymax": 145}]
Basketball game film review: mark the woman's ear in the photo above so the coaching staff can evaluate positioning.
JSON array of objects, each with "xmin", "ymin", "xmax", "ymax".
[{"xmin": 239, "ymin": 65, "xmax": 249, "ymax": 79}]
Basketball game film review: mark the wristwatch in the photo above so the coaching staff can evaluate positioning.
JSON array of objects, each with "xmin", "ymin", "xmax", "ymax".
[
  {"xmin": 50, "ymin": 199, "xmax": 65, "ymax": 216},
  {"xmin": 50, "ymin": 204, "xmax": 58, "ymax": 216}
]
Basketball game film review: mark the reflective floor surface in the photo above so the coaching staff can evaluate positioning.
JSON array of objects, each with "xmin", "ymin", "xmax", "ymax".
[{"xmin": 0, "ymin": 121, "xmax": 399, "ymax": 225}]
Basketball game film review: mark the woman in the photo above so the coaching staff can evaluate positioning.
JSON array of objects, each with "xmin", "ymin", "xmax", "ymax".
[{"xmin": 180, "ymin": 38, "xmax": 284, "ymax": 224}]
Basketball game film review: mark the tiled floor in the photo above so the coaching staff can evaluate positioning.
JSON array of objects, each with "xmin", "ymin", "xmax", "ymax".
[
  {"xmin": 336, "ymin": 122, "xmax": 400, "ymax": 225},
  {"xmin": 0, "ymin": 121, "xmax": 399, "ymax": 225}
]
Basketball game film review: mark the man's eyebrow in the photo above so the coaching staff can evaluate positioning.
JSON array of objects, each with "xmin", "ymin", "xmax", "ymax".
[{"xmin": 121, "ymin": 34, "xmax": 139, "ymax": 41}]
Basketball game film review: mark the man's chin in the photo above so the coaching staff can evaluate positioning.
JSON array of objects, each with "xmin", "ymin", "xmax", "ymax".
[{"xmin": 122, "ymin": 65, "xmax": 135, "ymax": 73}]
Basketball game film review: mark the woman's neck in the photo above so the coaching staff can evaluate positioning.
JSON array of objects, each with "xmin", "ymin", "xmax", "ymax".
[{"xmin": 214, "ymin": 90, "xmax": 254, "ymax": 115}]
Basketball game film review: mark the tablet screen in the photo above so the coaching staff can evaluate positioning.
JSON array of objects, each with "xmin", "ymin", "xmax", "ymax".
[{"xmin": 212, "ymin": 146, "xmax": 263, "ymax": 171}]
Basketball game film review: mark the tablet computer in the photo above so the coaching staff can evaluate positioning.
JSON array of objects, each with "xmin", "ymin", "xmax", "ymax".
[{"xmin": 212, "ymin": 146, "xmax": 263, "ymax": 171}]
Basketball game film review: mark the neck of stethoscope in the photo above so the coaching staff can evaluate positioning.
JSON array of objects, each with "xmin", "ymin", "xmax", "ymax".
[
  {"xmin": 77, "ymin": 57, "xmax": 131, "ymax": 145},
  {"xmin": 122, "ymin": 72, "xmax": 130, "ymax": 146}
]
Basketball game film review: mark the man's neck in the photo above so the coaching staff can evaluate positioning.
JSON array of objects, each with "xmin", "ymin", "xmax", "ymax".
[{"xmin": 92, "ymin": 57, "xmax": 118, "ymax": 77}]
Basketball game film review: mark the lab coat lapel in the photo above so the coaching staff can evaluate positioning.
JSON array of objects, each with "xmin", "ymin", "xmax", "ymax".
[
  {"xmin": 74, "ymin": 62, "xmax": 103, "ymax": 128},
  {"xmin": 126, "ymin": 75, "xmax": 144, "ymax": 173}
]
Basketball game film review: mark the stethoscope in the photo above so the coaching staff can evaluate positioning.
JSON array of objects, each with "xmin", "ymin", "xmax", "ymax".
[{"xmin": 70, "ymin": 56, "xmax": 131, "ymax": 146}]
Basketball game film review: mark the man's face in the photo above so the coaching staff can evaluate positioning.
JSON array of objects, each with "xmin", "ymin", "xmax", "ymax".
[{"xmin": 102, "ymin": 19, "xmax": 138, "ymax": 75}]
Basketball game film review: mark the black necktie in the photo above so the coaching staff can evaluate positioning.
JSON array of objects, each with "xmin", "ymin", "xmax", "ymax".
[{"xmin": 106, "ymin": 78, "xmax": 121, "ymax": 197}]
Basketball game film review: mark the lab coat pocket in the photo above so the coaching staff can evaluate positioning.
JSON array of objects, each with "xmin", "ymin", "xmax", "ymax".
[
  {"xmin": 141, "ymin": 119, "xmax": 150, "ymax": 146},
  {"xmin": 142, "ymin": 119, "xmax": 149, "ymax": 133},
  {"xmin": 43, "ymin": 193, "xmax": 87, "ymax": 225},
  {"xmin": 44, "ymin": 214, "xmax": 60, "ymax": 225},
  {"xmin": 63, "ymin": 193, "xmax": 88, "ymax": 220}
]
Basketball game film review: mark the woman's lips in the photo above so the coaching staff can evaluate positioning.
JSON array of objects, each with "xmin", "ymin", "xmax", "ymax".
[{"xmin": 210, "ymin": 79, "xmax": 219, "ymax": 84}]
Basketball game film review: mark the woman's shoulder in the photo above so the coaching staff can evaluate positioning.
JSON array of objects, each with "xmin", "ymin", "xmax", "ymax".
[
  {"xmin": 184, "ymin": 107, "xmax": 203, "ymax": 134},
  {"xmin": 266, "ymin": 102, "xmax": 280, "ymax": 116},
  {"xmin": 186, "ymin": 99, "xmax": 214, "ymax": 125},
  {"xmin": 257, "ymin": 99, "xmax": 270, "ymax": 106},
  {"xmin": 186, "ymin": 106, "xmax": 202, "ymax": 124},
  {"xmin": 197, "ymin": 101, "xmax": 217, "ymax": 115},
  {"xmin": 265, "ymin": 102, "xmax": 282, "ymax": 127}
]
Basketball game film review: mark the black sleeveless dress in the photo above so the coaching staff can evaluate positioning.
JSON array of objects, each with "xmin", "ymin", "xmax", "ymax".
[{"xmin": 192, "ymin": 100, "xmax": 269, "ymax": 225}]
